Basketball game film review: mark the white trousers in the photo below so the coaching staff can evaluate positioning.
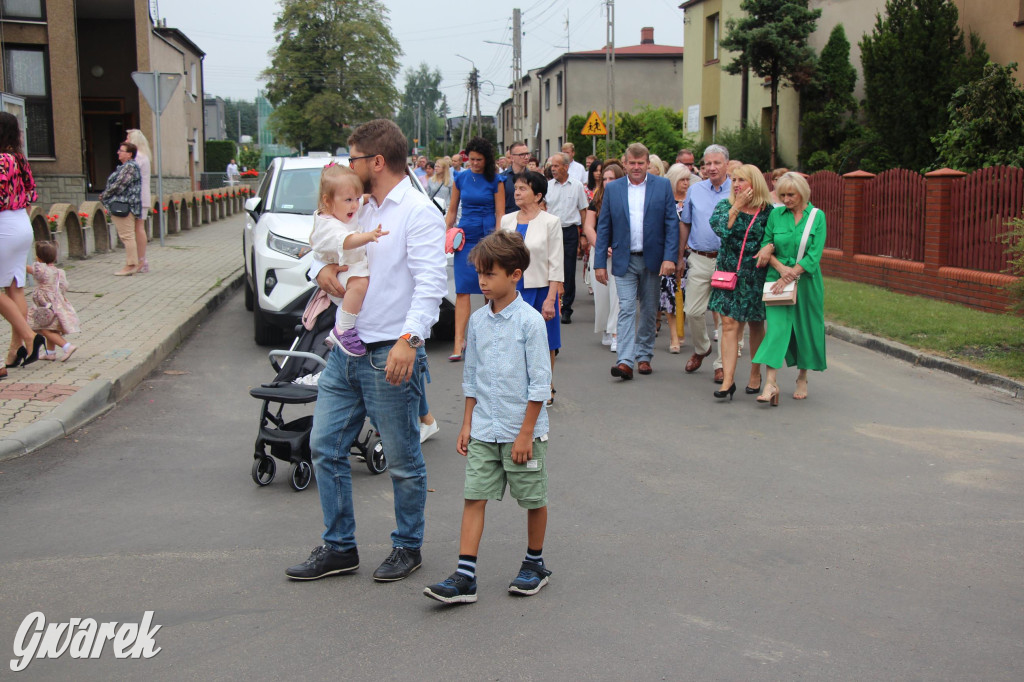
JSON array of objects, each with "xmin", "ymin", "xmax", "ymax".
[{"xmin": 683, "ymin": 252, "xmax": 723, "ymax": 370}]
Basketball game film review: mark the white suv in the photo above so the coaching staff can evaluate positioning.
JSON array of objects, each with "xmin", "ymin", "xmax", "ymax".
[{"xmin": 242, "ymin": 156, "xmax": 454, "ymax": 345}]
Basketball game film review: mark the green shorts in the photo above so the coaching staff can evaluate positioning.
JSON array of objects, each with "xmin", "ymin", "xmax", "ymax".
[{"xmin": 464, "ymin": 437, "xmax": 548, "ymax": 509}]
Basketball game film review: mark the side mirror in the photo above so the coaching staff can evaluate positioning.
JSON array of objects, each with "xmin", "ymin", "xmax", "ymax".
[{"xmin": 244, "ymin": 196, "xmax": 262, "ymax": 217}]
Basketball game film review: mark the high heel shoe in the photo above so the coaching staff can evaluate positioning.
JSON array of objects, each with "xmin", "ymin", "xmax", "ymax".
[
  {"xmin": 8, "ymin": 345, "xmax": 27, "ymax": 368},
  {"xmin": 756, "ymin": 383, "xmax": 780, "ymax": 406},
  {"xmin": 21, "ymin": 334, "xmax": 46, "ymax": 366},
  {"xmin": 713, "ymin": 383, "xmax": 736, "ymax": 401},
  {"xmin": 745, "ymin": 376, "xmax": 762, "ymax": 394}
]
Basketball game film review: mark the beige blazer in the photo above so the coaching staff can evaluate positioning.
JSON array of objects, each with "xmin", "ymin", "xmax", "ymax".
[{"xmin": 500, "ymin": 210, "xmax": 565, "ymax": 289}]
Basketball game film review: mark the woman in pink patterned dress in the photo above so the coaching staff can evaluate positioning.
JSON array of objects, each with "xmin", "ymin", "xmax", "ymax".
[{"xmin": 0, "ymin": 112, "xmax": 45, "ymax": 379}]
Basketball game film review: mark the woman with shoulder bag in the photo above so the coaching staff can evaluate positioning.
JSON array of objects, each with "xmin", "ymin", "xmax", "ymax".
[
  {"xmin": 707, "ymin": 164, "xmax": 771, "ymax": 400},
  {"xmin": 500, "ymin": 169, "xmax": 564, "ymax": 405},
  {"xmin": 100, "ymin": 142, "xmax": 143, "ymax": 276},
  {"xmin": 752, "ymin": 172, "xmax": 827, "ymax": 405}
]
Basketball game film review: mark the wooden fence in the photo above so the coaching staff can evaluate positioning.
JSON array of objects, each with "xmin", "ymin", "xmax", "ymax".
[
  {"xmin": 814, "ymin": 166, "xmax": 1021, "ymax": 313},
  {"xmin": 949, "ymin": 166, "xmax": 1024, "ymax": 273}
]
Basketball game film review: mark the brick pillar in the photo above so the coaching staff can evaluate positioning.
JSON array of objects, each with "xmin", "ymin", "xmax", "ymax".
[
  {"xmin": 841, "ymin": 170, "xmax": 874, "ymax": 262},
  {"xmin": 923, "ymin": 168, "xmax": 965, "ymax": 274}
]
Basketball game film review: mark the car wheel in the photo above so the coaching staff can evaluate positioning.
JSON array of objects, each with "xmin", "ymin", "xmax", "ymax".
[{"xmin": 253, "ymin": 295, "xmax": 282, "ymax": 346}]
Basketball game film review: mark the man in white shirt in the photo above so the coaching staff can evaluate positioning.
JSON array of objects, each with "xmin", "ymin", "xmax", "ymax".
[
  {"xmin": 546, "ymin": 152, "xmax": 588, "ymax": 324},
  {"xmin": 286, "ymin": 119, "xmax": 447, "ymax": 584},
  {"xmin": 226, "ymin": 159, "xmax": 239, "ymax": 186},
  {"xmin": 594, "ymin": 143, "xmax": 678, "ymax": 379},
  {"xmin": 562, "ymin": 142, "xmax": 587, "ymax": 185}
]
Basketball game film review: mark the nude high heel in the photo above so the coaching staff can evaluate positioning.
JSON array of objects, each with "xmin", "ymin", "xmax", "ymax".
[
  {"xmin": 757, "ymin": 383, "xmax": 779, "ymax": 406},
  {"xmin": 793, "ymin": 378, "xmax": 808, "ymax": 400}
]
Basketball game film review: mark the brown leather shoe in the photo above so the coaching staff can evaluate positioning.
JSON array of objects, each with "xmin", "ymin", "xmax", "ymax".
[
  {"xmin": 610, "ymin": 363, "xmax": 634, "ymax": 380},
  {"xmin": 713, "ymin": 368, "xmax": 724, "ymax": 384},
  {"xmin": 637, "ymin": 361, "xmax": 652, "ymax": 375},
  {"xmin": 684, "ymin": 349, "xmax": 712, "ymax": 373}
]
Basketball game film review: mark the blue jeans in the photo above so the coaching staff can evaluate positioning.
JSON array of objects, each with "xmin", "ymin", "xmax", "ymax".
[
  {"xmin": 614, "ymin": 253, "xmax": 660, "ymax": 368},
  {"xmin": 310, "ymin": 344, "xmax": 427, "ymax": 552}
]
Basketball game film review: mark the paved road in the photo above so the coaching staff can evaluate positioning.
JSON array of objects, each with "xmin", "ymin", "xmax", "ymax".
[{"xmin": 1, "ymin": 288, "xmax": 1021, "ymax": 680}]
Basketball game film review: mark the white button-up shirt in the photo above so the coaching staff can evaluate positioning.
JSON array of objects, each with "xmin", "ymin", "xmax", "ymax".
[
  {"xmin": 546, "ymin": 176, "xmax": 588, "ymax": 227},
  {"xmin": 310, "ymin": 177, "xmax": 447, "ymax": 342},
  {"xmin": 627, "ymin": 175, "xmax": 647, "ymax": 252},
  {"xmin": 568, "ymin": 159, "xmax": 587, "ymax": 185}
]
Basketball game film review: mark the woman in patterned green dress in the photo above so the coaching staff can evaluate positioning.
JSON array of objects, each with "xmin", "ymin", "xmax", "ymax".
[{"xmin": 708, "ymin": 164, "xmax": 771, "ymax": 400}]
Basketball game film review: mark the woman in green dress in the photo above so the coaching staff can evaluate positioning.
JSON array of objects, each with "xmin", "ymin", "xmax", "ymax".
[
  {"xmin": 708, "ymin": 164, "xmax": 771, "ymax": 400},
  {"xmin": 752, "ymin": 172, "xmax": 827, "ymax": 405}
]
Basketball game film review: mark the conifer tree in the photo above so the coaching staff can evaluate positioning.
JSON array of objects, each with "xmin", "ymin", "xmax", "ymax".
[
  {"xmin": 800, "ymin": 24, "xmax": 858, "ymax": 171},
  {"xmin": 719, "ymin": 0, "xmax": 821, "ymax": 169},
  {"xmin": 860, "ymin": 0, "xmax": 987, "ymax": 171}
]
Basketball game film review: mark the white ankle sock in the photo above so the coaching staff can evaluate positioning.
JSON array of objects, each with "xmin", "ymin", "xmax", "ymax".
[{"xmin": 335, "ymin": 311, "xmax": 357, "ymax": 332}]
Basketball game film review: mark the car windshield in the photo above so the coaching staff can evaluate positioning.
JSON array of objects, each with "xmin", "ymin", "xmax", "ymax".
[{"xmin": 270, "ymin": 168, "xmax": 323, "ymax": 215}]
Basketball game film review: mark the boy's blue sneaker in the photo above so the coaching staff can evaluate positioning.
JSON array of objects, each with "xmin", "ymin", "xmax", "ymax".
[
  {"xmin": 423, "ymin": 572, "xmax": 478, "ymax": 604},
  {"xmin": 508, "ymin": 561, "xmax": 551, "ymax": 596}
]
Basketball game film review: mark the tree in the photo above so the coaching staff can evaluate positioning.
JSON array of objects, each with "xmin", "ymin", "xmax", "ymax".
[
  {"xmin": 261, "ymin": 0, "xmax": 401, "ymax": 152},
  {"xmin": 396, "ymin": 63, "xmax": 444, "ymax": 154},
  {"xmin": 800, "ymin": 24, "xmax": 859, "ymax": 171},
  {"xmin": 860, "ymin": 0, "xmax": 988, "ymax": 171},
  {"xmin": 566, "ymin": 107, "xmax": 695, "ymax": 164},
  {"xmin": 933, "ymin": 62, "xmax": 1024, "ymax": 171},
  {"xmin": 719, "ymin": 0, "xmax": 821, "ymax": 169},
  {"xmin": 224, "ymin": 98, "xmax": 258, "ymax": 142}
]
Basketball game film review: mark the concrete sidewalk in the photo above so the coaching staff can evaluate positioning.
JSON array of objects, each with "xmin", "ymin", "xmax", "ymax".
[{"xmin": 0, "ymin": 214, "xmax": 246, "ymax": 459}]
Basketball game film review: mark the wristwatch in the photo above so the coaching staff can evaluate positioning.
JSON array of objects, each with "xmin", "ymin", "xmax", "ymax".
[{"xmin": 400, "ymin": 333, "xmax": 424, "ymax": 349}]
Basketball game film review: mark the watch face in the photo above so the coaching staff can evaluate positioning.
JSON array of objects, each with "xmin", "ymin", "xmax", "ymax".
[{"xmin": 407, "ymin": 335, "xmax": 424, "ymax": 348}]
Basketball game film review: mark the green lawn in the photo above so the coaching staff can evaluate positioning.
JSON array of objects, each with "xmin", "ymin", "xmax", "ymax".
[{"xmin": 824, "ymin": 277, "xmax": 1024, "ymax": 380}]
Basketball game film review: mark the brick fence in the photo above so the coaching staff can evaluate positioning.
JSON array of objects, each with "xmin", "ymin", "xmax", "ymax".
[{"xmin": 795, "ymin": 167, "xmax": 1022, "ymax": 314}]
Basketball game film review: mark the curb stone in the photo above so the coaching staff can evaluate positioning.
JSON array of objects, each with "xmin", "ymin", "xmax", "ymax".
[
  {"xmin": 826, "ymin": 323, "xmax": 1024, "ymax": 400},
  {"xmin": 0, "ymin": 270, "xmax": 244, "ymax": 462}
]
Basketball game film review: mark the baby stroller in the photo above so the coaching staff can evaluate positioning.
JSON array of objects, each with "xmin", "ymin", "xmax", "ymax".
[{"xmin": 249, "ymin": 297, "xmax": 387, "ymax": 491}]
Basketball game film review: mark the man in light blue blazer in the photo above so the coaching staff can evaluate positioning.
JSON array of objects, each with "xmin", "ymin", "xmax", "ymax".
[{"xmin": 594, "ymin": 143, "xmax": 679, "ymax": 379}]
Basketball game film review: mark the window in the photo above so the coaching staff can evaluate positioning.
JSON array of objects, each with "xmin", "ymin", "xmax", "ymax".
[
  {"xmin": 523, "ymin": 91, "xmax": 529, "ymax": 115},
  {"xmin": 190, "ymin": 64, "xmax": 198, "ymax": 100},
  {"xmin": 544, "ymin": 79, "xmax": 550, "ymax": 110},
  {"xmin": 557, "ymin": 136, "xmax": 562, "ymax": 150},
  {"xmin": 556, "ymin": 73, "xmax": 563, "ymax": 105},
  {"xmin": 3, "ymin": 47, "xmax": 53, "ymax": 156},
  {"xmin": 0, "ymin": 0, "xmax": 44, "ymax": 20},
  {"xmin": 545, "ymin": 139, "xmax": 550, "ymax": 159},
  {"xmin": 704, "ymin": 13, "xmax": 720, "ymax": 63}
]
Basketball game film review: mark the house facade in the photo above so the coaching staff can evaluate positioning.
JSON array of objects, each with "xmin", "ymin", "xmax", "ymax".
[
  {"xmin": 498, "ymin": 28, "xmax": 684, "ymax": 158},
  {"xmin": 679, "ymin": 0, "xmax": 1024, "ymax": 168},
  {"xmin": 0, "ymin": 0, "xmax": 204, "ymax": 205}
]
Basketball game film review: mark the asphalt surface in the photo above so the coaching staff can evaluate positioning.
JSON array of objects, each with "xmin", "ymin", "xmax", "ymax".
[{"xmin": 1, "ymin": 288, "xmax": 1022, "ymax": 680}]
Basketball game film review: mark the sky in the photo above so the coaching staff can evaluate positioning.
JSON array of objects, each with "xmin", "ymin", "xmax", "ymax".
[{"xmin": 159, "ymin": 0, "xmax": 686, "ymax": 115}]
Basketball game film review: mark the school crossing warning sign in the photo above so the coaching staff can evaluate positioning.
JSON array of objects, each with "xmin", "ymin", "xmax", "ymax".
[{"xmin": 580, "ymin": 111, "xmax": 608, "ymax": 136}]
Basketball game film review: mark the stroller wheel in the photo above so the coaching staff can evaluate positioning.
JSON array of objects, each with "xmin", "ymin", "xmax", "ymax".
[
  {"xmin": 366, "ymin": 439, "xmax": 388, "ymax": 475},
  {"xmin": 290, "ymin": 461, "xmax": 313, "ymax": 491},
  {"xmin": 252, "ymin": 455, "xmax": 276, "ymax": 486}
]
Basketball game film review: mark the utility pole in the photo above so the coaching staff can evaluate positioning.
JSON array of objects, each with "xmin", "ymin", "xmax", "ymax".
[
  {"xmin": 512, "ymin": 8, "xmax": 523, "ymax": 144},
  {"xmin": 605, "ymin": 0, "xmax": 616, "ymax": 149},
  {"xmin": 473, "ymin": 69, "xmax": 483, "ymax": 139}
]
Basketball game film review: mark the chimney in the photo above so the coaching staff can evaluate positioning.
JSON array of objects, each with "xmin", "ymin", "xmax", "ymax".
[{"xmin": 641, "ymin": 27, "xmax": 654, "ymax": 44}]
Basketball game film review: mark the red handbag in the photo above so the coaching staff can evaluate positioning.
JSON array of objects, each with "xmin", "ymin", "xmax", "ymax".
[{"xmin": 710, "ymin": 208, "xmax": 760, "ymax": 290}]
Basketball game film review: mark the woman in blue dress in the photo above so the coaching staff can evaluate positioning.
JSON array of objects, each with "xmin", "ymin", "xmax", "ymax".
[
  {"xmin": 499, "ymin": 170, "xmax": 563, "ymax": 405},
  {"xmin": 445, "ymin": 136, "xmax": 505, "ymax": 360}
]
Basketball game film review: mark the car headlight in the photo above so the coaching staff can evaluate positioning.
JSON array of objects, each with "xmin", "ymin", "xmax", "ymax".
[{"xmin": 266, "ymin": 232, "xmax": 311, "ymax": 259}]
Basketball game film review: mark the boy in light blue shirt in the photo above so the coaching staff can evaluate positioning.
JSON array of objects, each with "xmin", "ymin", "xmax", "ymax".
[{"xmin": 424, "ymin": 231, "xmax": 553, "ymax": 604}]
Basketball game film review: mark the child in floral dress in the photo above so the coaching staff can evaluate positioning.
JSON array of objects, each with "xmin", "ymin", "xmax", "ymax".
[{"xmin": 26, "ymin": 241, "xmax": 80, "ymax": 361}]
